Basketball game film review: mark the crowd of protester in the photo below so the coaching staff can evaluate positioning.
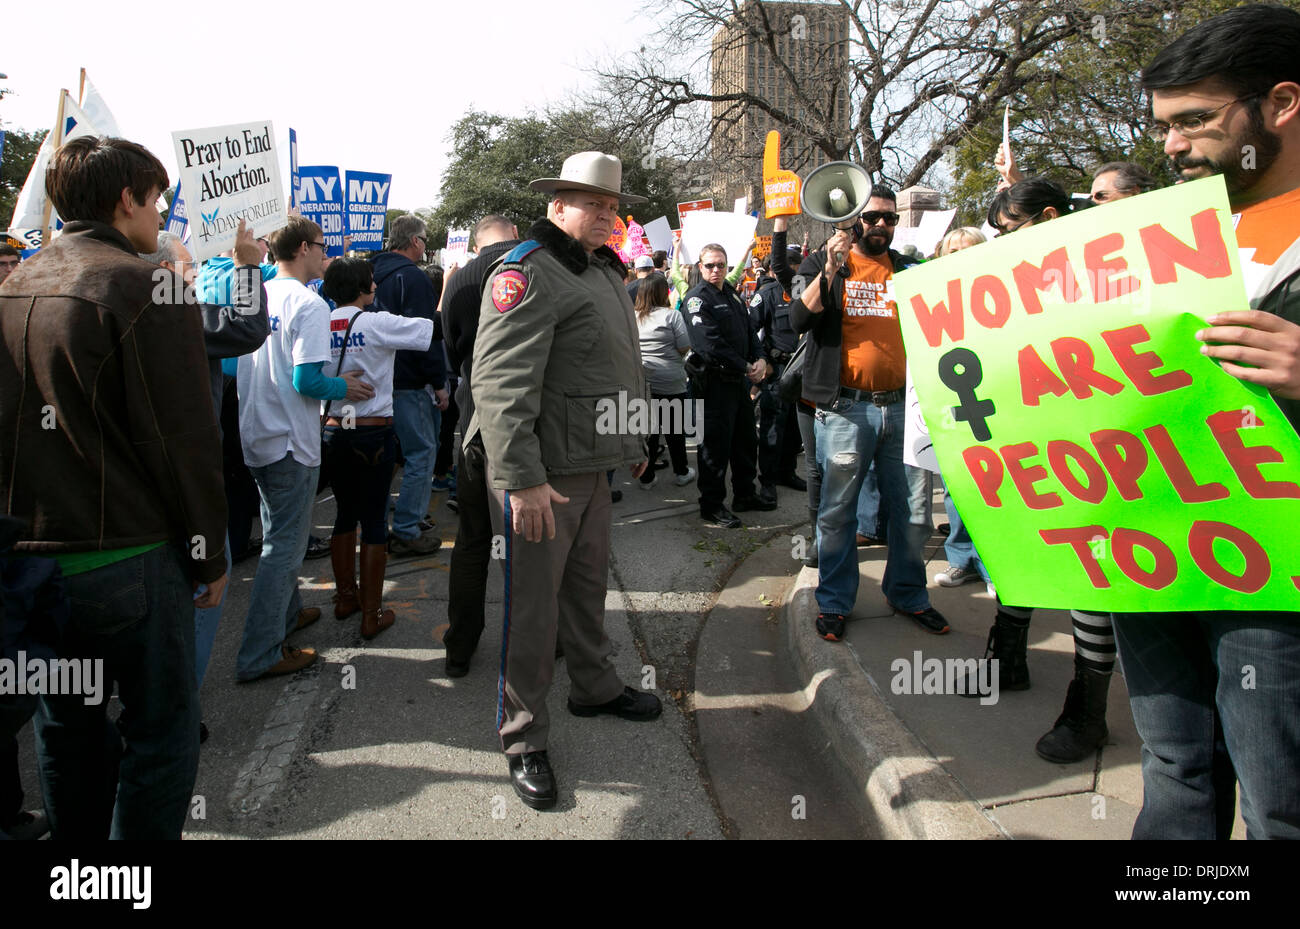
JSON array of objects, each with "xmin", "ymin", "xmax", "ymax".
[{"xmin": 0, "ymin": 3, "xmax": 1296, "ymax": 840}]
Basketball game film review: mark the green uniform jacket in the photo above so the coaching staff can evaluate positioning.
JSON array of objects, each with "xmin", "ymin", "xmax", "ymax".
[{"xmin": 469, "ymin": 218, "xmax": 648, "ymax": 490}]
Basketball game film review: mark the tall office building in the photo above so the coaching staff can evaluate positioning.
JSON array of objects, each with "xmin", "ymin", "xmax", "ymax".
[{"xmin": 710, "ymin": 1, "xmax": 851, "ymax": 211}]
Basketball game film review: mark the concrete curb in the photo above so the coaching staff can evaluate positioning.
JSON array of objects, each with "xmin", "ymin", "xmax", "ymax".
[{"xmin": 784, "ymin": 568, "xmax": 1005, "ymax": 840}]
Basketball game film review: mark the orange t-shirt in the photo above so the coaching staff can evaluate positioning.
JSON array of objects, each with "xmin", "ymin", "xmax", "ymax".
[
  {"xmin": 839, "ymin": 250, "xmax": 906, "ymax": 392},
  {"xmin": 1235, "ymin": 185, "xmax": 1300, "ymax": 301}
]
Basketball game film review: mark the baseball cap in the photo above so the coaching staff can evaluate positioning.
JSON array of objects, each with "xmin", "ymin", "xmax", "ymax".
[{"xmin": 634, "ymin": 255, "xmax": 655, "ymax": 270}]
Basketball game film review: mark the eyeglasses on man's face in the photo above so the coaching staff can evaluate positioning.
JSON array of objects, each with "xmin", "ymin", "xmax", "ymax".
[
  {"xmin": 861, "ymin": 211, "xmax": 899, "ymax": 227},
  {"xmin": 310, "ymin": 241, "xmax": 328, "ymax": 252},
  {"xmin": 701, "ymin": 262, "xmax": 727, "ymax": 271},
  {"xmin": 1145, "ymin": 94, "xmax": 1261, "ymax": 142}
]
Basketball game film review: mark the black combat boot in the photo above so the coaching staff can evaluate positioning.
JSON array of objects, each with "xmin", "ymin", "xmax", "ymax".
[
  {"xmin": 958, "ymin": 609, "xmax": 1031, "ymax": 698},
  {"xmin": 1035, "ymin": 660, "xmax": 1111, "ymax": 763}
]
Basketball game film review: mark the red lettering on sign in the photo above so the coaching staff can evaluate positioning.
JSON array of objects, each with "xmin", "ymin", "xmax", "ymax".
[
  {"xmin": 911, "ymin": 280, "xmax": 966, "ymax": 348},
  {"xmin": 970, "ymin": 275, "xmax": 1012, "ymax": 330},
  {"xmin": 1046, "ymin": 440, "xmax": 1108, "ymax": 504},
  {"xmin": 1090, "ymin": 429, "xmax": 1148, "ymax": 501},
  {"xmin": 1206, "ymin": 410, "xmax": 1300, "ymax": 500},
  {"xmin": 963, "ymin": 446, "xmax": 1004, "ymax": 507},
  {"xmin": 331, "ymin": 318, "xmax": 350, "ymax": 332},
  {"xmin": 1041, "ymin": 526, "xmax": 1111, "ymax": 588},
  {"xmin": 1112, "ymin": 527, "xmax": 1178, "ymax": 590},
  {"xmin": 1188, "ymin": 520, "xmax": 1270, "ymax": 594},
  {"xmin": 1139, "ymin": 208, "xmax": 1231, "ymax": 285},
  {"xmin": 1018, "ymin": 345, "xmax": 1070, "ymax": 407},
  {"xmin": 1142, "ymin": 424, "xmax": 1230, "ymax": 503},
  {"xmin": 1084, "ymin": 233, "xmax": 1141, "ymax": 303},
  {"xmin": 1012, "ymin": 247, "xmax": 1082, "ymax": 316},
  {"xmin": 1002, "ymin": 442, "xmax": 1063, "ymax": 510},
  {"xmin": 1051, "ymin": 337, "xmax": 1126, "ymax": 400},
  {"xmin": 1100, "ymin": 324, "xmax": 1192, "ymax": 396}
]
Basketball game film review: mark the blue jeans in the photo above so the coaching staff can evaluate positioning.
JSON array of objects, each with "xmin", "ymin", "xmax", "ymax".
[
  {"xmin": 814, "ymin": 399, "xmax": 930, "ymax": 615},
  {"xmin": 1112, "ymin": 609, "xmax": 1300, "ymax": 839},
  {"xmin": 237, "ymin": 453, "xmax": 317, "ymax": 681},
  {"xmin": 193, "ymin": 533, "xmax": 233, "ymax": 689},
  {"xmin": 940, "ymin": 481, "xmax": 989, "ymax": 581},
  {"xmin": 34, "ymin": 544, "xmax": 199, "ymax": 839},
  {"xmin": 392, "ymin": 389, "xmax": 439, "ymax": 540},
  {"xmin": 857, "ymin": 462, "xmax": 882, "ymax": 538}
]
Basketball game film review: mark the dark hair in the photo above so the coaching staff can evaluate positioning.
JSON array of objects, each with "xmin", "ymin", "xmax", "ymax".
[
  {"xmin": 320, "ymin": 256, "xmax": 374, "ymax": 306},
  {"xmin": 986, "ymin": 176, "xmax": 1090, "ymax": 232},
  {"xmin": 0, "ymin": 245, "xmax": 19, "ymax": 258},
  {"xmin": 45, "ymin": 136, "xmax": 169, "ymax": 225},
  {"xmin": 1142, "ymin": 5, "xmax": 1300, "ymax": 98},
  {"xmin": 652, "ymin": 249, "xmax": 668, "ymax": 270},
  {"xmin": 423, "ymin": 264, "xmax": 445, "ymax": 307},
  {"xmin": 1092, "ymin": 161, "xmax": 1161, "ymax": 196},
  {"xmin": 634, "ymin": 274, "xmax": 671, "ymax": 321},
  {"xmin": 269, "ymin": 215, "xmax": 323, "ymax": 262},
  {"xmin": 870, "ymin": 183, "xmax": 898, "ymax": 204}
]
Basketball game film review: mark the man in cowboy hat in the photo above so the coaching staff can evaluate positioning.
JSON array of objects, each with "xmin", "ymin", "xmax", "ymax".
[{"xmin": 469, "ymin": 152, "xmax": 662, "ymax": 810}]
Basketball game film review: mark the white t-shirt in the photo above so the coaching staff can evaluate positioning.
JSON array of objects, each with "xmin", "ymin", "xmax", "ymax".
[
  {"xmin": 238, "ymin": 277, "xmax": 332, "ymax": 469},
  {"xmin": 324, "ymin": 306, "xmax": 433, "ymax": 418}
]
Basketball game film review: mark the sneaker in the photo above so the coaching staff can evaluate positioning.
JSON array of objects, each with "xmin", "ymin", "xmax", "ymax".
[
  {"xmin": 418, "ymin": 517, "xmax": 437, "ymax": 532},
  {"xmin": 446, "ymin": 497, "xmax": 459, "ymax": 514},
  {"xmin": 892, "ymin": 603, "xmax": 951, "ymax": 635},
  {"xmin": 701, "ymin": 506, "xmax": 743, "ymax": 529},
  {"xmin": 934, "ymin": 565, "xmax": 981, "ymax": 587},
  {"xmin": 674, "ymin": 467, "xmax": 697, "ymax": 487},
  {"xmin": 389, "ymin": 528, "xmax": 442, "ymax": 556},
  {"xmin": 638, "ymin": 475, "xmax": 658, "ymax": 491},
  {"xmin": 816, "ymin": 612, "xmax": 846, "ymax": 642},
  {"xmin": 431, "ymin": 475, "xmax": 456, "ymax": 492},
  {"xmin": 304, "ymin": 535, "xmax": 330, "ymax": 560}
]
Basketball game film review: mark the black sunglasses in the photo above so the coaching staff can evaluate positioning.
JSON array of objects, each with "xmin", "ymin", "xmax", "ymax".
[
  {"xmin": 701, "ymin": 262, "xmax": 727, "ymax": 270},
  {"xmin": 862, "ymin": 211, "xmax": 900, "ymax": 226}
]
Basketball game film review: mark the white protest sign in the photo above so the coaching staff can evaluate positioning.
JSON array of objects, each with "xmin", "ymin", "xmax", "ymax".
[
  {"xmin": 913, "ymin": 208, "xmax": 957, "ymax": 257},
  {"xmin": 902, "ymin": 367, "xmax": 940, "ymax": 473},
  {"xmin": 643, "ymin": 216, "xmax": 673, "ymax": 254},
  {"xmin": 445, "ymin": 228, "xmax": 471, "ymax": 268},
  {"xmin": 733, "ymin": 195, "xmax": 748, "ymax": 215},
  {"xmin": 172, "ymin": 120, "xmax": 287, "ymax": 261},
  {"xmin": 679, "ymin": 210, "xmax": 758, "ymax": 267}
]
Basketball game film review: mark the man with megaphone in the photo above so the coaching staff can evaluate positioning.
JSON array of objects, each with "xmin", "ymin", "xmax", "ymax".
[{"xmin": 787, "ymin": 166, "xmax": 951, "ymax": 643}]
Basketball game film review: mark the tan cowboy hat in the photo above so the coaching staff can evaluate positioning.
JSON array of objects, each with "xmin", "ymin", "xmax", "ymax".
[{"xmin": 530, "ymin": 152, "xmax": 647, "ymax": 205}]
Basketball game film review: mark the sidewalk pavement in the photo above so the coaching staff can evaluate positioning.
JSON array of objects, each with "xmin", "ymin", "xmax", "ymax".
[{"xmin": 779, "ymin": 530, "xmax": 1249, "ymax": 840}]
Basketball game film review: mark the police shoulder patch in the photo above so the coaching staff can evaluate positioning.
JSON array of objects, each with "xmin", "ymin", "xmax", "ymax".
[
  {"xmin": 686, "ymin": 296, "xmax": 703, "ymax": 314},
  {"xmin": 749, "ymin": 294, "xmax": 764, "ymax": 308},
  {"xmin": 492, "ymin": 268, "xmax": 530, "ymax": 312}
]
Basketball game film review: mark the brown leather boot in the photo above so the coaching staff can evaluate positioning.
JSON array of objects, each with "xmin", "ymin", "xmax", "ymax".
[
  {"xmin": 331, "ymin": 531, "xmax": 360, "ymax": 619},
  {"xmin": 359, "ymin": 542, "xmax": 395, "ymax": 640}
]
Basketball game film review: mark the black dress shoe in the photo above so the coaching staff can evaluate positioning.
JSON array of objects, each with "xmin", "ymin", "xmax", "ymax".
[
  {"xmin": 610, "ymin": 490, "xmax": 623, "ymax": 503},
  {"xmin": 733, "ymin": 494, "xmax": 777, "ymax": 512},
  {"xmin": 778, "ymin": 473, "xmax": 808, "ymax": 492},
  {"xmin": 568, "ymin": 685, "xmax": 663, "ymax": 721},
  {"xmin": 199, "ymin": 721, "xmax": 209, "ymax": 744},
  {"xmin": 508, "ymin": 751, "xmax": 556, "ymax": 809},
  {"xmin": 701, "ymin": 506, "xmax": 743, "ymax": 529},
  {"xmin": 304, "ymin": 535, "xmax": 330, "ymax": 560},
  {"xmin": 446, "ymin": 656, "xmax": 470, "ymax": 678}
]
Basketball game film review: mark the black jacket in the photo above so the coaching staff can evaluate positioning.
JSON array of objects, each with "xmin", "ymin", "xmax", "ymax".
[
  {"xmin": 749, "ymin": 276, "xmax": 799, "ymax": 360},
  {"xmin": 441, "ymin": 238, "xmax": 519, "ymax": 429},
  {"xmin": 371, "ymin": 251, "xmax": 447, "ymax": 392},
  {"xmin": 788, "ymin": 245, "xmax": 919, "ymax": 405},
  {"xmin": 682, "ymin": 279, "xmax": 759, "ymax": 377}
]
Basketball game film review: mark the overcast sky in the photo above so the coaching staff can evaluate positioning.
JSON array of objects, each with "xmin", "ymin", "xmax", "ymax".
[{"xmin": 2, "ymin": 0, "xmax": 669, "ymax": 211}]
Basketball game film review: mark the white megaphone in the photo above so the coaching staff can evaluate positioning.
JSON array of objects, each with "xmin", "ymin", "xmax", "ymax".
[{"xmin": 800, "ymin": 161, "xmax": 874, "ymax": 265}]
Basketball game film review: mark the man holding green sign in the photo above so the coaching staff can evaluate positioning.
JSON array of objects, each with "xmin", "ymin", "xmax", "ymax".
[{"xmin": 896, "ymin": 5, "xmax": 1300, "ymax": 839}]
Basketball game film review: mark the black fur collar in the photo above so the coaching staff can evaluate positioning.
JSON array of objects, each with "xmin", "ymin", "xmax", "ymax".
[{"xmin": 527, "ymin": 219, "xmax": 623, "ymax": 276}]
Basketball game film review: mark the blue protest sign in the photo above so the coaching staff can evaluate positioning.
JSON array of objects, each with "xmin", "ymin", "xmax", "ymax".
[
  {"xmin": 345, "ymin": 170, "xmax": 392, "ymax": 251},
  {"xmin": 166, "ymin": 182, "xmax": 190, "ymax": 243},
  {"xmin": 289, "ymin": 128, "xmax": 299, "ymax": 209},
  {"xmin": 297, "ymin": 166, "xmax": 345, "ymax": 256}
]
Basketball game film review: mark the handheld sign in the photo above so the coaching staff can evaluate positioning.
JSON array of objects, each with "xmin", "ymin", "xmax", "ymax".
[
  {"xmin": 172, "ymin": 120, "xmax": 287, "ymax": 261},
  {"xmin": 345, "ymin": 170, "xmax": 393, "ymax": 250},
  {"xmin": 289, "ymin": 127, "xmax": 299, "ymax": 209},
  {"xmin": 445, "ymin": 228, "xmax": 471, "ymax": 268},
  {"xmin": 762, "ymin": 131, "xmax": 802, "ymax": 218},
  {"xmin": 296, "ymin": 166, "xmax": 344, "ymax": 256},
  {"xmin": 677, "ymin": 198, "xmax": 713, "ymax": 228},
  {"xmin": 894, "ymin": 176, "xmax": 1300, "ymax": 611}
]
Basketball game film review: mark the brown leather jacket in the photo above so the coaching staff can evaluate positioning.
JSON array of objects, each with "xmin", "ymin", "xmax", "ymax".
[{"xmin": 0, "ymin": 222, "xmax": 227, "ymax": 583}]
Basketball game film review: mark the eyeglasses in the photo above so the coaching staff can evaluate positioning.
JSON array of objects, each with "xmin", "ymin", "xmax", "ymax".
[
  {"xmin": 701, "ymin": 262, "xmax": 727, "ymax": 270},
  {"xmin": 862, "ymin": 211, "xmax": 900, "ymax": 226},
  {"xmin": 310, "ymin": 241, "xmax": 328, "ymax": 251},
  {"xmin": 1145, "ymin": 95, "xmax": 1260, "ymax": 142},
  {"xmin": 995, "ymin": 208, "xmax": 1047, "ymax": 234}
]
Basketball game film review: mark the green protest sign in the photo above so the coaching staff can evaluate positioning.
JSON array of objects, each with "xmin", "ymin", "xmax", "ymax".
[{"xmin": 894, "ymin": 176, "xmax": 1300, "ymax": 611}]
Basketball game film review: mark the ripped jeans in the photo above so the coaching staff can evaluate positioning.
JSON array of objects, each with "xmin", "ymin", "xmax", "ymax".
[{"xmin": 813, "ymin": 397, "xmax": 931, "ymax": 616}]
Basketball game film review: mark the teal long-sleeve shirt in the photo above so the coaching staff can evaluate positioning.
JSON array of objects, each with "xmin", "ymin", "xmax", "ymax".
[{"xmin": 293, "ymin": 362, "xmax": 347, "ymax": 401}]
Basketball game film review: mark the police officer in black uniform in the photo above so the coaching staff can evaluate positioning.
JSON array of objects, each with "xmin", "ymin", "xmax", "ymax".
[
  {"xmin": 750, "ymin": 246, "xmax": 808, "ymax": 502},
  {"xmin": 683, "ymin": 243, "xmax": 772, "ymax": 529}
]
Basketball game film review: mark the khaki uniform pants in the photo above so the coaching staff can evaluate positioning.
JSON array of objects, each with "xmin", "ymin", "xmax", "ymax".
[{"xmin": 487, "ymin": 467, "xmax": 625, "ymax": 754}]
